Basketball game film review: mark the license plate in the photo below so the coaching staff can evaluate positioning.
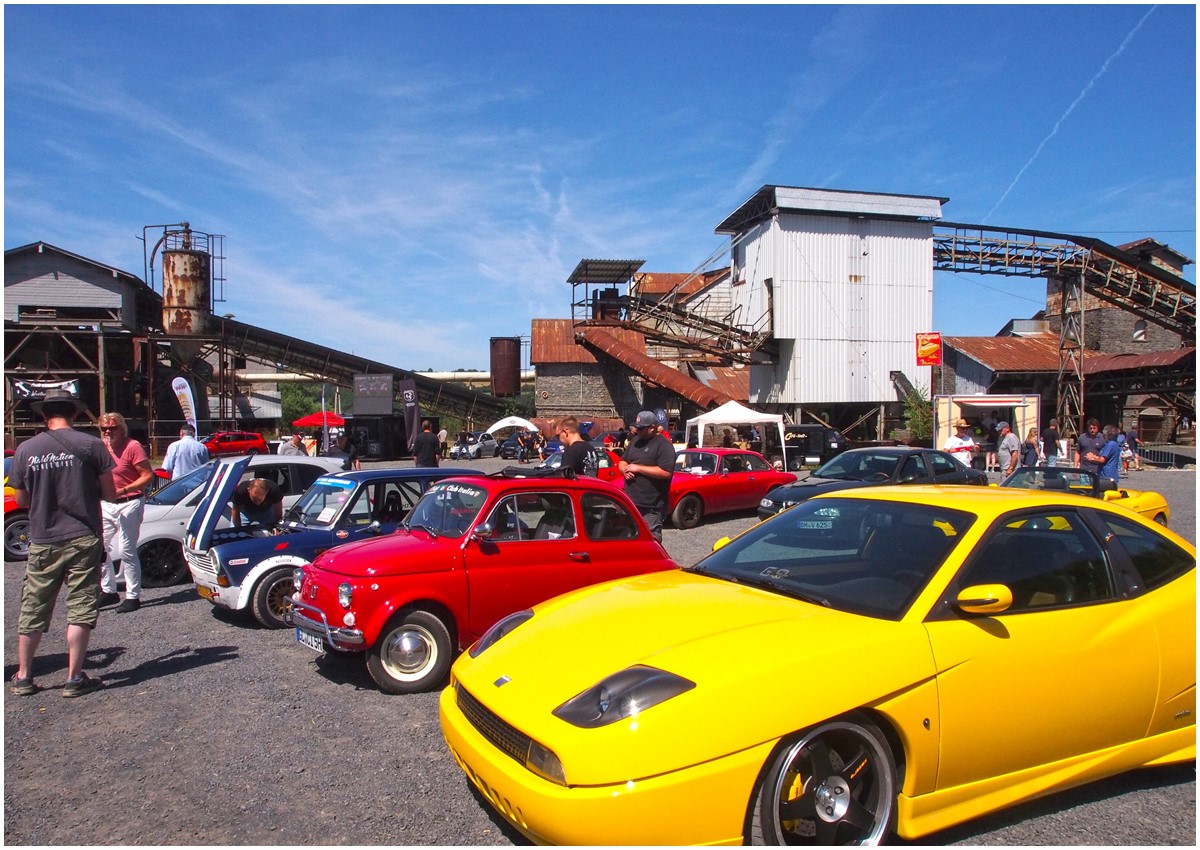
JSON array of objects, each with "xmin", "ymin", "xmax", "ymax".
[
  {"xmin": 797, "ymin": 520, "xmax": 833, "ymax": 529},
  {"xmin": 295, "ymin": 627, "xmax": 324, "ymax": 653},
  {"xmin": 196, "ymin": 585, "xmax": 215, "ymax": 601}
]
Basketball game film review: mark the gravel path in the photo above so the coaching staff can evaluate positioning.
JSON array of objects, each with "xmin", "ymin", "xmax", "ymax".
[{"xmin": 5, "ymin": 459, "xmax": 1195, "ymax": 845}]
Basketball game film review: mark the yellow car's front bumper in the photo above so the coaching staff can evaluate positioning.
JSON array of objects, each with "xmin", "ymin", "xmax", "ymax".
[{"xmin": 439, "ymin": 684, "xmax": 775, "ymax": 846}]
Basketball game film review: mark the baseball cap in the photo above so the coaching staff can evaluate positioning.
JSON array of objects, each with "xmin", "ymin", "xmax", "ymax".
[
  {"xmin": 997, "ymin": 421, "xmax": 1011, "ymax": 431},
  {"xmin": 634, "ymin": 411, "xmax": 658, "ymax": 428}
]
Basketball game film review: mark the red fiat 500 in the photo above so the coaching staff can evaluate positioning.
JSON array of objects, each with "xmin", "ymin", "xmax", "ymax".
[
  {"xmin": 288, "ymin": 469, "xmax": 677, "ymax": 694},
  {"xmin": 669, "ymin": 448, "xmax": 797, "ymax": 529}
]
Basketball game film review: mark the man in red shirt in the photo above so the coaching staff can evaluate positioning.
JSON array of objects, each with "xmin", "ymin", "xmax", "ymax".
[{"xmin": 97, "ymin": 412, "xmax": 155, "ymax": 613}]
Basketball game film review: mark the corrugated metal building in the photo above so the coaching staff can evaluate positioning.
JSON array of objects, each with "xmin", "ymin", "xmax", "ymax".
[{"xmin": 716, "ymin": 186, "xmax": 946, "ymax": 418}]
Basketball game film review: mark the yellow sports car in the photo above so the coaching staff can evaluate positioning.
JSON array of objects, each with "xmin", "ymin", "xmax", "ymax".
[
  {"xmin": 440, "ymin": 486, "xmax": 1195, "ymax": 845},
  {"xmin": 999, "ymin": 465, "xmax": 1170, "ymax": 526}
]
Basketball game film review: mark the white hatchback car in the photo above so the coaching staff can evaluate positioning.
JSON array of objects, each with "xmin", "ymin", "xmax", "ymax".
[{"xmin": 136, "ymin": 455, "xmax": 344, "ymax": 586}]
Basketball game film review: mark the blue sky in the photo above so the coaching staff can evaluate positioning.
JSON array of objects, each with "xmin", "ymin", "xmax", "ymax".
[{"xmin": 5, "ymin": 5, "xmax": 1195, "ymax": 371}]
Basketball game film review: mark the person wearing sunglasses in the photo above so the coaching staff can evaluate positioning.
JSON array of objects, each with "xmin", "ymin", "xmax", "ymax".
[
  {"xmin": 97, "ymin": 412, "xmax": 154, "ymax": 614},
  {"xmin": 617, "ymin": 411, "xmax": 675, "ymax": 542}
]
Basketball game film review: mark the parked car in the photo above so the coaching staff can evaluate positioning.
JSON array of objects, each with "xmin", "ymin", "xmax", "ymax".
[
  {"xmin": 999, "ymin": 465, "xmax": 1170, "ymax": 525},
  {"xmin": 184, "ymin": 459, "xmax": 474, "ymax": 628},
  {"xmin": 440, "ymin": 485, "xmax": 1196, "ymax": 845},
  {"xmin": 449, "ymin": 431, "xmax": 501, "ymax": 460},
  {"xmin": 138, "ymin": 455, "xmax": 345, "ymax": 587},
  {"xmin": 757, "ymin": 446, "xmax": 988, "ymax": 520},
  {"xmin": 498, "ymin": 432, "xmax": 535, "ymax": 460},
  {"xmin": 4, "ymin": 493, "xmax": 29, "ymax": 561},
  {"xmin": 288, "ymin": 469, "xmax": 678, "ymax": 694},
  {"xmin": 782, "ymin": 423, "xmax": 847, "ymax": 469},
  {"xmin": 203, "ymin": 431, "xmax": 270, "ymax": 457},
  {"xmin": 670, "ymin": 448, "xmax": 796, "ymax": 529},
  {"xmin": 534, "ymin": 445, "xmax": 623, "ymax": 484}
]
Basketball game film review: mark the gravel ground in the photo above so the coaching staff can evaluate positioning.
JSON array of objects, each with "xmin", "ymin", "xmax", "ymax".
[{"xmin": 4, "ymin": 457, "xmax": 1195, "ymax": 845}]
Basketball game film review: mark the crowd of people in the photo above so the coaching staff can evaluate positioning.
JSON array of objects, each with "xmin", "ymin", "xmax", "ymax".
[{"xmin": 942, "ymin": 409, "xmax": 1143, "ymax": 483}]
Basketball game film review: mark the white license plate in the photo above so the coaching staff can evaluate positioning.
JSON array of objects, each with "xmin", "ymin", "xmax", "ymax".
[
  {"xmin": 295, "ymin": 627, "xmax": 324, "ymax": 653},
  {"xmin": 797, "ymin": 520, "xmax": 833, "ymax": 529}
]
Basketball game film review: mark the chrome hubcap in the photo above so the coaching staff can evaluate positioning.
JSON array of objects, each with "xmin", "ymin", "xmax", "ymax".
[{"xmin": 385, "ymin": 627, "xmax": 433, "ymax": 674}]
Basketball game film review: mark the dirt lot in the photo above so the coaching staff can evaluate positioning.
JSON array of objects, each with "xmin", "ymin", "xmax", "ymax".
[{"xmin": 4, "ymin": 460, "xmax": 1195, "ymax": 845}]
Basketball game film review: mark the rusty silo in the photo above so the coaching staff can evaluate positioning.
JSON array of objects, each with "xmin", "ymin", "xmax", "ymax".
[
  {"xmin": 489, "ymin": 337, "xmax": 522, "ymax": 397},
  {"xmin": 162, "ymin": 232, "xmax": 211, "ymax": 336}
]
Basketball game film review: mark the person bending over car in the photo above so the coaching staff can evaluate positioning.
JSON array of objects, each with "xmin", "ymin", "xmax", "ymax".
[{"xmin": 231, "ymin": 478, "xmax": 284, "ymax": 529}]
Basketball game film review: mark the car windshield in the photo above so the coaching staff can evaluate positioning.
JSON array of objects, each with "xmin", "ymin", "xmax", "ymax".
[
  {"xmin": 1001, "ymin": 467, "xmax": 1099, "ymax": 496},
  {"xmin": 145, "ymin": 461, "xmax": 216, "ymax": 505},
  {"xmin": 404, "ymin": 481, "xmax": 489, "ymax": 538},
  {"xmin": 290, "ymin": 477, "xmax": 356, "ymax": 527},
  {"xmin": 813, "ymin": 452, "xmax": 901, "ymax": 482},
  {"xmin": 687, "ymin": 498, "xmax": 975, "ymax": 620}
]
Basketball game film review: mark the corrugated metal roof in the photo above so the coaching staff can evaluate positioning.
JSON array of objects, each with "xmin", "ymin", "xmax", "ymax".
[
  {"xmin": 634, "ymin": 268, "xmax": 729, "ymax": 300},
  {"xmin": 566, "ymin": 259, "xmax": 644, "ymax": 284},
  {"xmin": 691, "ymin": 365, "xmax": 750, "ymax": 401},
  {"xmin": 944, "ymin": 334, "xmax": 1063, "ymax": 372},
  {"xmin": 1083, "ymin": 346, "xmax": 1195, "ymax": 376},
  {"xmin": 580, "ymin": 329, "xmax": 733, "ymax": 409},
  {"xmin": 717, "ymin": 185, "xmax": 948, "ymax": 234},
  {"xmin": 531, "ymin": 319, "xmax": 645, "ymax": 364}
]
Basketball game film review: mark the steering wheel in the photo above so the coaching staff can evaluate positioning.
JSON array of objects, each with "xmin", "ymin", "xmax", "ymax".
[{"xmin": 868, "ymin": 471, "xmax": 890, "ymax": 482}]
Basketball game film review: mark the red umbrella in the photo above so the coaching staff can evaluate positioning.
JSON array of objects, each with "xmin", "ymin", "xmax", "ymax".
[{"xmin": 293, "ymin": 411, "xmax": 345, "ymax": 428}]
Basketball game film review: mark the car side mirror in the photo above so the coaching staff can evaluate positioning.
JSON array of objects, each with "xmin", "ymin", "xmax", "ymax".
[
  {"xmin": 712, "ymin": 535, "xmax": 732, "ymax": 552},
  {"xmin": 470, "ymin": 522, "xmax": 495, "ymax": 542},
  {"xmin": 954, "ymin": 584, "xmax": 1013, "ymax": 615},
  {"xmin": 366, "ymin": 520, "xmax": 382, "ymax": 534},
  {"xmin": 1102, "ymin": 489, "xmax": 1126, "ymax": 501}
]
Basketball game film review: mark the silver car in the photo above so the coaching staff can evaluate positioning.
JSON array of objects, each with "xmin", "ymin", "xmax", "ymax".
[{"xmin": 136, "ymin": 455, "xmax": 344, "ymax": 586}]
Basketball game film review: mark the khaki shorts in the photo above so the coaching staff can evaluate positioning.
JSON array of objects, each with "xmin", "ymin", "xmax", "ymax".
[{"xmin": 19, "ymin": 535, "xmax": 104, "ymax": 633}]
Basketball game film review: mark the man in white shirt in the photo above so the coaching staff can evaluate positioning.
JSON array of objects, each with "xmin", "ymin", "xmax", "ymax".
[
  {"xmin": 162, "ymin": 425, "xmax": 210, "ymax": 480},
  {"xmin": 943, "ymin": 418, "xmax": 976, "ymax": 468}
]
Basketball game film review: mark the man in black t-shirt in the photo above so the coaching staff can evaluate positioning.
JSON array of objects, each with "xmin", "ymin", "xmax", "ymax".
[
  {"xmin": 412, "ymin": 420, "xmax": 440, "ymax": 468},
  {"xmin": 231, "ymin": 478, "xmax": 285, "ymax": 528},
  {"xmin": 617, "ymin": 411, "xmax": 675, "ymax": 541},
  {"xmin": 557, "ymin": 416, "xmax": 594, "ymax": 476}
]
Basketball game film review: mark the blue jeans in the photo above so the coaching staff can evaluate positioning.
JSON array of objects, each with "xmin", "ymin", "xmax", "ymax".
[{"xmin": 1045, "ymin": 455, "xmax": 1058, "ymax": 467}]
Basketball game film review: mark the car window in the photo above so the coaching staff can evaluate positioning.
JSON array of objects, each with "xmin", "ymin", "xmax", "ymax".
[
  {"xmin": 677, "ymin": 451, "xmax": 717, "ymax": 475},
  {"xmin": 408, "ymin": 481, "xmax": 489, "ymax": 538},
  {"xmin": 339, "ymin": 485, "xmax": 374, "ymax": 528},
  {"xmin": 485, "ymin": 492, "xmax": 575, "ymax": 541},
  {"xmin": 897, "ymin": 456, "xmax": 926, "ymax": 483},
  {"xmin": 581, "ymin": 493, "xmax": 640, "ymax": 540},
  {"xmin": 293, "ymin": 464, "xmax": 327, "ymax": 492},
  {"xmin": 246, "ymin": 465, "xmax": 289, "ymax": 492},
  {"xmin": 376, "ymin": 480, "xmax": 423, "ymax": 523},
  {"xmin": 744, "ymin": 453, "xmax": 771, "ymax": 472},
  {"xmin": 928, "ymin": 452, "xmax": 961, "ymax": 478},
  {"xmin": 145, "ymin": 462, "xmax": 215, "ymax": 505},
  {"xmin": 722, "ymin": 455, "xmax": 749, "ymax": 474},
  {"xmin": 292, "ymin": 478, "xmax": 356, "ymax": 527},
  {"xmin": 950, "ymin": 510, "xmax": 1114, "ymax": 612},
  {"xmin": 693, "ymin": 499, "xmax": 973, "ymax": 620},
  {"xmin": 1098, "ymin": 514, "xmax": 1194, "ymax": 592}
]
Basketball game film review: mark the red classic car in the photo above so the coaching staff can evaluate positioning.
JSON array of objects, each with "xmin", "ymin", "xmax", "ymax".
[
  {"xmin": 4, "ymin": 493, "xmax": 29, "ymax": 561},
  {"xmin": 669, "ymin": 448, "xmax": 797, "ymax": 529},
  {"xmin": 288, "ymin": 469, "xmax": 678, "ymax": 694}
]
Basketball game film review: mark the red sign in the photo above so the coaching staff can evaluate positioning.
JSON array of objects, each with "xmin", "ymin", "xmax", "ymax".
[{"xmin": 916, "ymin": 333, "xmax": 942, "ymax": 366}]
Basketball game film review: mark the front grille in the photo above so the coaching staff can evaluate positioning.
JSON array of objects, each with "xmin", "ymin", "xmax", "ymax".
[
  {"xmin": 184, "ymin": 549, "xmax": 214, "ymax": 574},
  {"xmin": 456, "ymin": 683, "xmax": 531, "ymax": 767}
]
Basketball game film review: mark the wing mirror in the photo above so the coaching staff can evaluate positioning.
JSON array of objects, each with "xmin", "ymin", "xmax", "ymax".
[
  {"xmin": 954, "ymin": 584, "xmax": 1013, "ymax": 615},
  {"xmin": 712, "ymin": 536, "xmax": 732, "ymax": 552},
  {"xmin": 1102, "ymin": 489, "xmax": 1127, "ymax": 501},
  {"xmin": 366, "ymin": 520, "xmax": 383, "ymax": 534},
  {"xmin": 470, "ymin": 522, "xmax": 495, "ymax": 542}
]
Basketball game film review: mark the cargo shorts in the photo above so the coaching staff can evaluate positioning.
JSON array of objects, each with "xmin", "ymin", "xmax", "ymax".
[{"xmin": 19, "ymin": 534, "xmax": 105, "ymax": 633}]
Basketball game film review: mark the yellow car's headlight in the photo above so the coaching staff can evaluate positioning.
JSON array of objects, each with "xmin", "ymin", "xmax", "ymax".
[
  {"xmin": 469, "ymin": 608, "xmax": 533, "ymax": 658},
  {"xmin": 553, "ymin": 666, "xmax": 695, "ymax": 728}
]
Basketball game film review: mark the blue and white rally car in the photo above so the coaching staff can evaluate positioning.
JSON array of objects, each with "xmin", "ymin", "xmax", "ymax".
[{"xmin": 184, "ymin": 457, "xmax": 475, "ymax": 628}]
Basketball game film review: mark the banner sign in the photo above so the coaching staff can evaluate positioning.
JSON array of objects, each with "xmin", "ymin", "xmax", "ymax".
[
  {"xmin": 398, "ymin": 379, "xmax": 421, "ymax": 453},
  {"xmin": 916, "ymin": 333, "xmax": 943, "ymax": 367},
  {"xmin": 10, "ymin": 379, "xmax": 80, "ymax": 400},
  {"xmin": 172, "ymin": 377, "xmax": 198, "ymax": 429}
]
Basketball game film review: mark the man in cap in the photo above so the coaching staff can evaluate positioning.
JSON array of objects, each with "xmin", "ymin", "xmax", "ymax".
[
  {"xmin": 277, "ymin": 434, "xmax": 306, "ymax": 456},
  {"xmin": 943, "ymin": 418, "xmax": 976, "ymax": 468},
  {"xmin": 996, "ymin": 421, "xmax": 1021, "ymax": 477},
  {"xmin": 10, "ymin": 389, "xmax": 116, "ymax": 697},
  {"xmin": 161, "ymin": 424, "xmax": 210, "ymax": 480},
  {"xmin": 617, "ymin": 411, "xmax": 675, "ymax": 541}
]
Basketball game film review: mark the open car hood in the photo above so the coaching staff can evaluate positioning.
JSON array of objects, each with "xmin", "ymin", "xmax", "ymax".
[{"xmin": 184, "ymin": 456, "xmax": 252, "ymax": 552}]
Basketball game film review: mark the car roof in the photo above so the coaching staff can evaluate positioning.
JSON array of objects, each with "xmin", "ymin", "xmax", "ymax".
[
  {"xmin": 838, "ymin": 446, "xmax": 923, "ymax": 456},
  {"xmin": 247, "ymin": 455, "xmax": 343, "ymax": 469},
  {"xmin": 678, "ymin": 447, "xmax": 766, "ymax": 456},
  {"xmin": 314, "ymin": 466, "xmax": 480, "ymax": 483},
  {"xmin": 815, "ymin": 483, "xmax": 1131, "ymax": 514},
  {"xmin": 439, "ymin": 472, "xmax": 623, "ymax": 494}
]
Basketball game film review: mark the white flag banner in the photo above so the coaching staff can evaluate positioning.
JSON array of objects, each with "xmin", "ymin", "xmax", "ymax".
[{"xmin": 172, "ymin": 377, "xmax": 198, "ymax": 429}]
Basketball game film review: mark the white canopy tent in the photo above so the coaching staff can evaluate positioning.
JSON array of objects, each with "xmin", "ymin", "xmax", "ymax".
[
  {"xmin": 485, "ymin": 415, "xmax": 539, "ymax": 435},
  {"xmin": 684, "ymin": 401, "xmax": 787, "ymax": 468}
]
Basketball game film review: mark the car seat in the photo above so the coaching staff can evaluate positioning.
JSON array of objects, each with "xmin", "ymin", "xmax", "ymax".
[
  {"xmin": 378, "ymin": 491, "xmax": 405, "ymax": 524},
  {"xmin": 533, "ymin": 503, "xmax": 575, "ymax": 540}
]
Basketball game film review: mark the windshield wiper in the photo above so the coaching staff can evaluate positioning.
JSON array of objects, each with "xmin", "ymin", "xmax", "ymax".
[
  {"xmin": 403, "ymin": 521, "xmax": 440, "ymax": 538},
  {"xmin": 719, "ymin": 572, "xmax": 831, "ymax": 607}
]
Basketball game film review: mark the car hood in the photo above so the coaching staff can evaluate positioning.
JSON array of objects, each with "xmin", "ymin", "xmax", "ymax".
[
  {"xmin": 451, "ymin": 569, "xmax": 934, "ymax": 785},
  {"xmin": 210, "ymin": 528, "xmax": 333, "ymax": 563},
  {"xmin": 185, "ymin": 456, "xmax": 252, "ymax": 551},
  {"xmin": 309, "ymin": 529, "xmax": 455, "ymax": 577},
  {"xmin": 766, "ymin": 476, "xmax": 870, "ymax": 501}
]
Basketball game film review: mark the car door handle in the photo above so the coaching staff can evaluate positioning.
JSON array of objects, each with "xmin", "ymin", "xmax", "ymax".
[{"xmin": 569, "ymin": 552, "xmax": 590, "ymax": 562}]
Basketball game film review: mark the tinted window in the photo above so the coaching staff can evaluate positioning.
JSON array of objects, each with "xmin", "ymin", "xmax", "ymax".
[
  {"xmin": 929, "ymin": 452, "xmax": 961, "ymax": 478},
  {"xmin": 581, "ymin": 492, "xmax": 640, "ymax": 540},
  {"xmin": 744, "ymin": 453, "xmax": 772, "ymax": 473},
  {"xmin": 898, "ymin": 456, "xmax": 926, "ymax": 483},
  {"xmin": 952, "ymin": 511, "xmax": 1113, "ymax": 612},
  {"xmin": 293, "ymin": 464, "xmax": 326, "ymax": 491},
  {"xmin": 145, "ymin": 462, "xmax": 215, "ymax": 505},
  {"xmin": 1100, "ymin": 514, "xmax": 1195, "ymax": 591}
]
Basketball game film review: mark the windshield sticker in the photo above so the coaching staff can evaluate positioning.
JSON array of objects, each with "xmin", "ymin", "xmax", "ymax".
[
  {"xmin": 432, "ymin": 483, "xmax": 486, "ymax": 498},
  {"xmin": 316, "ymin": 477, "xmax": 354, "ymax": 490},
  {"xmin": 317, "ymin": 507, "xmax": 338, "ymax": 523}
]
